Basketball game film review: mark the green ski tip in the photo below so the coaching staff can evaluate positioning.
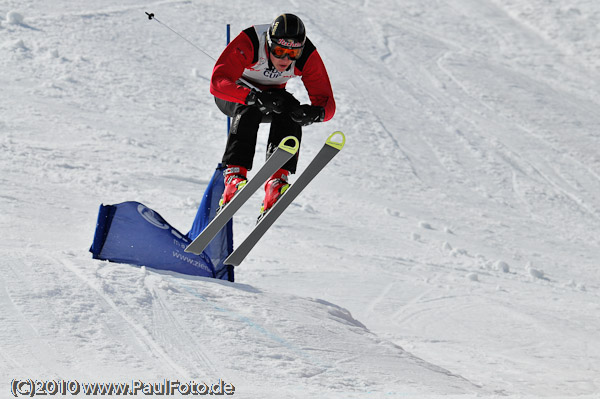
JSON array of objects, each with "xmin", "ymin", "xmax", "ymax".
[
  {"xmin": 326, "ymin": 131, "xmax": 345, "ymax": 151},
  {"xmin": 279, "ymin": 136, "xmax": 300, "ymax": 155}
]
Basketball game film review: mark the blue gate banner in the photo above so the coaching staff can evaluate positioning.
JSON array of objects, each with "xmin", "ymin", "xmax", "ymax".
[
  {"xmin": 90, "ymin": 201, "xmax": 217, "ymax": 278},
  {"xmin": 187, "ymin": 164, "xmax": 234, "ymax": 281}
]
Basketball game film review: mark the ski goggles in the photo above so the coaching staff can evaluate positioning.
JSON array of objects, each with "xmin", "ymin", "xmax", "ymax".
[{"xmin": 269, "ymin": 44, "xmax": 303, "ymax": 60}]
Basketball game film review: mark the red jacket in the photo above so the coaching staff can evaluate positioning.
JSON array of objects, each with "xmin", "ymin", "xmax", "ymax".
[{"xmin": 210, "ymin": 26, "xmax": 336, "ymax": 122}]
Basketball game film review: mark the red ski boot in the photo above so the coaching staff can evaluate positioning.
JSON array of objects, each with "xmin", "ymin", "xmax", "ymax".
[
  {"xmin": 259, "ymin": 169, "xmax": 290, "ymax": 218},
  {"xmin": 218, "ymin": 165, "xmax": 248, "ymax": 211}
]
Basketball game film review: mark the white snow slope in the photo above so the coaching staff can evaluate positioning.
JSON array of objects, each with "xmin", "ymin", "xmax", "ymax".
[{"xmin": 1, "ymin": 0, "xmax": 600, "ymax": 398}]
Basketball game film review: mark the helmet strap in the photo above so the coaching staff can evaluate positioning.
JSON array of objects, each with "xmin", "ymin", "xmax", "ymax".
[{"xmin": 266, "ymin": 43, "xmax": 275, "ymax": 69}]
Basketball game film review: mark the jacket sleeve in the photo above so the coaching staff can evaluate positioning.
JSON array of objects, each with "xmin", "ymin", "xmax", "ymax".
[
  {"xmin": 298, "ymin": 50, "xmax": 336, "ymax": 122},
  {"xmin": 210, "ymin": 31, "xmax": 255, "ymax": 104}
]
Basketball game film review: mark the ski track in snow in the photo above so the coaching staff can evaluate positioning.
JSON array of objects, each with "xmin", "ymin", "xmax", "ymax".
[{"xmin": 2, "ymin": 0, "xmax": 600, "ymax": 397}]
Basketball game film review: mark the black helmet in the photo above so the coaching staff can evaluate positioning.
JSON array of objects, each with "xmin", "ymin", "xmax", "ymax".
[{"xmin": 267, "ymin": 14, "xmax": 306, "ymax": 50}]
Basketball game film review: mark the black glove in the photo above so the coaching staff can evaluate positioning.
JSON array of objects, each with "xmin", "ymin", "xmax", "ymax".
[
  {"xmin": 290, "ymin": 104, "xmax": 325, "ymax": 126},
  {"xmin": 245, "ymin": 90, "xmax": 287, "ymax": 114}
]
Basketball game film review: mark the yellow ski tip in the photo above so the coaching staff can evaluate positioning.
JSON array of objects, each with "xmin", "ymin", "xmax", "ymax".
[
  {"xmin": 326, "ymin": 131, "xmax": 345, "ymax": 151},
  {"xmin": 279, "ymin": 136, "xmax": 300, "ymax": 155}
]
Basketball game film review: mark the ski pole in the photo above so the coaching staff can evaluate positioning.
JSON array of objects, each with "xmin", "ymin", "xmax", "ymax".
[{"xmin": 145, "ymin": 12, "xmax": 260, "ymax": 91}]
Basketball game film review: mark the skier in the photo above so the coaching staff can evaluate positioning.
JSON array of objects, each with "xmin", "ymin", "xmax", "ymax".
[{"xmin": 210, "ymin": 13, "xmax": 336, "ymax": 216}]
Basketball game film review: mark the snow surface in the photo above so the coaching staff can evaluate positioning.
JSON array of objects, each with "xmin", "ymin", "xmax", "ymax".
[{"xmin": 1, "ymin": 0, "xmax": 600, "ymax": 397}]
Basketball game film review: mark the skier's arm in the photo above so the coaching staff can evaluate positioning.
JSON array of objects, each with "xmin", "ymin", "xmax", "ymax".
[
  {"xmin": 298, "ymin": 49, "xmax": 336, "ymax": 122},
  {"xmin": 210, "ymin": 32, "xmax": 255, "ymax": 104}
]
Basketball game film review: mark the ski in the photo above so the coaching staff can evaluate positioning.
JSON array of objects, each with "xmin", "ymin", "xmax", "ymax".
[
  {"xmin": 185, "ymin": 136, "xmax": 299, "ymax": 255},
  {"xmin": 224, "ymin": 131, "xmax": 345, "ymax": 266}
]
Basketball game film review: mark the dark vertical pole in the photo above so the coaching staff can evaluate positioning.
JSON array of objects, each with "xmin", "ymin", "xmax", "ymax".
[
  {"xmin": 224, "ymin": 23, "xmax": 234, "ymax": 281},
  {"xmin": 226, "ymin": 24, "xmax": 231, "ymax": 135}
]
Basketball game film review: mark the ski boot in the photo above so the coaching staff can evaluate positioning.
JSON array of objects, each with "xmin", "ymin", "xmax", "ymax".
[
  {"xmin": 218, "ymin": 165, "xmax": 248, "ymax": 212},
  {"xmin": 258, "ymin": 169, "xmax": 290, "ymax": 221}
]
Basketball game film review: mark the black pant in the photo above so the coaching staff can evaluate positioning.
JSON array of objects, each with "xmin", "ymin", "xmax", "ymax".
[{"xmin": 215, "ymin": 90, "xmax": 302, "ymax": 173}]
